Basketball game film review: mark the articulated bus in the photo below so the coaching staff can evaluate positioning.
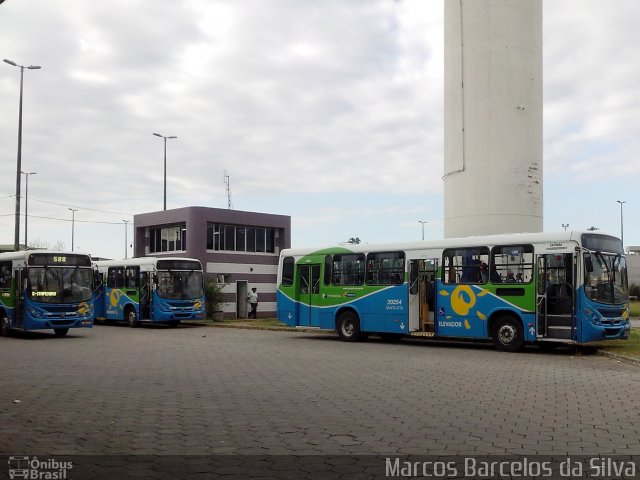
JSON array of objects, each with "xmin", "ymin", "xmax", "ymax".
[
  {"xmin": 276, "ymin": 231, "xmax": 630, "ymax": 351},
  {"xmin": 94, "ymin": 257, "xmax": 206, "ymax": 327},
  {"xmin": 0, "ymin": 251, "xmax": 94, "ymax": 337}
]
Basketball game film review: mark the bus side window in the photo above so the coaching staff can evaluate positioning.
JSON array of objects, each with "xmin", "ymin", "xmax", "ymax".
[
  {"xmin": 282, "ymin": 257, "xmax": 294, "ymax": 287},
  {"xmin": 0, "ymin": 262, "xmax": 11, "ymax": 289},
  {"xmin": 324, "ymin": 255, "xmax": 332, "ymax": 286}
]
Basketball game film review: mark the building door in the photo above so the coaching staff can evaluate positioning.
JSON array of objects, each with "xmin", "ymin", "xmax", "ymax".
[
  {"xmin": 237, "ymin": 281, "xmax": 248, "ymax": 318},
  {"xmin": 297, "ymin": 264, "xmax": 321, "ymax": 327}
]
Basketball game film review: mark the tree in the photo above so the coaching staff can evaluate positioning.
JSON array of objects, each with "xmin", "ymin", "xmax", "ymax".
[{"xmin": 27, "ymin": 238, "xmax": 66, "ymax": 250}]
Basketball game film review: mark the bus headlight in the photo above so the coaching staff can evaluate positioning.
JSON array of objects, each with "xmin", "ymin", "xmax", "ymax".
[
  {"xmin": 27, "ymin": 307, "xmax": 44, "ymax": 318},
  {"xmin": 584, "ymin": 308, "xmax": 600, "ymax": 324},
  {"xmin": 158, "ymin": 303, "xmax": 172, "ymax": 312}
]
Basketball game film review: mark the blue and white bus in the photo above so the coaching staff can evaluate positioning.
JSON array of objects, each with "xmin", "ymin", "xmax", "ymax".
[
  {"xmin": 277, "ymin": 231, "xmax": 630, "ymax": 351},
  {"xmin": 0, "ymin": 251, "xmax": 94, "ymax": 337},
  {"xmin": 94, "ymin": 257, "xmax": 206, "ymax": 327}
]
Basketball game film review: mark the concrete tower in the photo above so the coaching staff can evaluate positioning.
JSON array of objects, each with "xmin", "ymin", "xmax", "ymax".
[{"xmin": 443, "ymin": 0, "xmax": 543, "ymax": 238}]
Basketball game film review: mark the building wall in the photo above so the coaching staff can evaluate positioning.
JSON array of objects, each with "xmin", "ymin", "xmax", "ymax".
[
  {"xmin": 444, "ymin": 0, "xmax": 543, "ymax": 237},
  {"xmin": 134, "ymin": 206, "xmax": 291, "ymax": 318}
]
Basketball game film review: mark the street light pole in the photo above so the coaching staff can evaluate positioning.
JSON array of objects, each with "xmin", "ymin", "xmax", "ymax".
[
  {"xmin": 617, "ymin": 200, "xmax": 626, "ymax": 251},
  {"xmin": 69, "ymin": 208, "xmax": 78, "ymax": 251},
  {"xmin": 21, "ymin": 171, "xmax": 36, "ymax": 248},
  {"xmin": 418, "ymin": 220, "xmax": 428, "ymax": 240},
  {"xmin": 123, "ymin": 220, "xmax": 129, "ymax": 259},
  {"xmin": 153, "ymin": 133, "xmax": 178, "ymax": 211},
  {"xmin": 4, "ymin": 59, "xmax": 41, "ymax": 251}
]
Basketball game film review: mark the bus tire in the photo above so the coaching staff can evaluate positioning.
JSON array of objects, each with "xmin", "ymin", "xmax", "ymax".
[
  {"xmin": 337, "ymin": 311, "xmax": 361, "ymax": 342},
  {"xmin": 1, "ymin": 316, "xmax": 10, "ymax": 337},
  {"xmin": 125, "ymin": 307, "xmax": 139, "ymax": 328},
  {"xmin": 492, "ymin": 315, "xmax": 524, "ymax": 352},
  {"xmin": 53, "ymin": 328, "xmax": 69, "ymax": 337}
]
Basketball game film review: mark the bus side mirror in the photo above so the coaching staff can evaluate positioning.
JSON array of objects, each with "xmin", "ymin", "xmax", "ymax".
[{"xmin": 584, "ymin": 256, "xmax": 593, "ymax": 273}]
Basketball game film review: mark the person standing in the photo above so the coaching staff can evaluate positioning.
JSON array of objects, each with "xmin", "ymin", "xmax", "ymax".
[{"xmin": 247, "ymin": 287, "xmax": 258, "ymax": 319}]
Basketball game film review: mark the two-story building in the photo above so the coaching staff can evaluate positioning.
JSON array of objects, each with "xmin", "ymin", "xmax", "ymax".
[{"xmin": 134, "ymin": 206, "xmax": 291, "ymax": 318}]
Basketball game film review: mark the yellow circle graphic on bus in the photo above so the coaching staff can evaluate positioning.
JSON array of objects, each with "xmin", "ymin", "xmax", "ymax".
[
  {"xmin": 109, "ymin": 289, "xmax": 122, "ymax": 307},
  {"xmin": 451, "ymin": 285, "xmax": 476, "ymax": 316}
]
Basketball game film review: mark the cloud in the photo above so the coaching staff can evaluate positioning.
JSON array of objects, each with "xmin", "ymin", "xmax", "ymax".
[{"xmin": 1, "ymin": 0, "xmax": 639, "ymax": 257}]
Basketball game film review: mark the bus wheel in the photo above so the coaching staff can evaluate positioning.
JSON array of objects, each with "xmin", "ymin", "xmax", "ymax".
[
  {"xmin": 492, "ymin": 316, "xmax": 524, "ymax": 352},
  {"xmin": 125, "ymin": 307, "xmax": 139, "ymax": 328},
  {"xmin": 53, "ymin": 328, "xmax": 69, "ymax": 337},
  {"xmin": 337, "ymin": 311, "xmax": 361, "ymax": 342},
  {"xmin": 1, "ymin": 316, "xmax": 11, "ymax": 337}
]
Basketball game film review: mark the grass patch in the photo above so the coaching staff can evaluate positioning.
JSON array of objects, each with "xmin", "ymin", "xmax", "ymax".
[
  {"xmin": 591, "ymin": 328, "xmax": 640, "ymax": 358},
  {"xmin": 630, "ymin": 301, "xmax": 640, "ymax": 318}
]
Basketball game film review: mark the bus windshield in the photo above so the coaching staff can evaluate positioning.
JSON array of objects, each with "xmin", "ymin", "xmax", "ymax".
[
  {"xmin": 28, "ymin": 266, "xmax": 93, "ymax": 303},
  {"xmin": 156, "ymin": 270, "xmax": 204, "ymax": 300},
  {"xmin": 584, "ymin": 252, "xmax": 628, "ymax": 304}
]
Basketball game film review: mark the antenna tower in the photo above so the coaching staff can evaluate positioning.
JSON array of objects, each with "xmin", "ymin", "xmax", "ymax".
[{"xmin": 224, "ymin": 170, "xmax": 233, "ymax": 209}]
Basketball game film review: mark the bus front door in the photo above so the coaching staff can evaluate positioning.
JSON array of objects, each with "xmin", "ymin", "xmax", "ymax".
[
  {"xmin": 297, "ymin": 264, "xmax": 321, "ymax": 327},
  {"xmin": 536, "ymin": 253, "xmax": 575, "ymax": 341},
  {"xmin": 13, "ymin": 268, "xmax": 24, "ymax": 329},
  {"xmin": 140, "ymin": 272, "xmax": 151, "ymax": 320}
]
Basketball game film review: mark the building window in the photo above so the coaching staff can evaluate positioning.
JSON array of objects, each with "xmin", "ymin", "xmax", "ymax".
[
  {"xmin": 149, "ymin": 224, "xmax": 186, "ymax": 253},
  {"xmin": 246, "ymin": 228, "xmax": 255, "ymax": 252},
  {"xmin": 206, "ymin": 223, "xmax": 276, "ymax": 253},
  {"xmin": 215, "ymin": 273, "xmax": 231, "ymax": 284}
]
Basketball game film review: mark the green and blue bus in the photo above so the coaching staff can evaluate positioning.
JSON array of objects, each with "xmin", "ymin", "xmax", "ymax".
[
  {"xmin": 276, "ymin": 231, "xmax": 630, "ymax": 351},
  {"xmin": 0, "ymin": 251, "xmax": 94, "ymax": 337},
  {"xmin": 94, "ymin": 257, "xmax": 206, "ymax": 327}
]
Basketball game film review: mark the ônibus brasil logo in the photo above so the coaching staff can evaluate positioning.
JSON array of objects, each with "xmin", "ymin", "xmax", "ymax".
[{"xmin": 8, "ymin": 456, "xmax": 72, "ymax": 480}]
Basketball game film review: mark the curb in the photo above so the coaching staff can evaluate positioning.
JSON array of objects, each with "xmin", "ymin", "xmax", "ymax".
[
  {"xmin": 208, "ymin": 323, "xmax": 333, "ymax": 334},
  {"xmin": 597, "ymin": 350, "xmax": 640, "ymax": 367}
]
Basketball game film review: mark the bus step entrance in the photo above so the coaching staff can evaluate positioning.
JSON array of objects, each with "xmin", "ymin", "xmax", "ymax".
[
  {"xmin": 411, "ymin": 331, "xmax": 435, "ymax": 337},
  {"xmin": 545, "ymin": 314, "xmax": 573, "ymax": 340}
]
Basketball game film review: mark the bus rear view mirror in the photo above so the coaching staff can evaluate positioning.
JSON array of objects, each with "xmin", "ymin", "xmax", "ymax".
[{"xmin": 584, "ymin": 255, "xmax": 594, "ymax": 273}]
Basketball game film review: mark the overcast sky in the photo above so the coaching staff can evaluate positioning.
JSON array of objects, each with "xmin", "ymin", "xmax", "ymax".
[{"xmin": 1, "ymin": 0, "xmax": 639, "ymax": 259}]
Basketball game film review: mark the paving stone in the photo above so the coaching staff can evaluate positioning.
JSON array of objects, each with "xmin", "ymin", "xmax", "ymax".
[{"xmin": 1, "ymin": 325, "xmax": 640, "ymax": 478}]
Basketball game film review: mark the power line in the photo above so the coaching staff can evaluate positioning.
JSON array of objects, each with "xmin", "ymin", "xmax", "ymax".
[
  {"xmin": 0, "ymin": 193, "xmax": 134, "ymax": 216},
  {"xmin": 0, "ymin": 213, "xmax": 126, "ymax": 225}
]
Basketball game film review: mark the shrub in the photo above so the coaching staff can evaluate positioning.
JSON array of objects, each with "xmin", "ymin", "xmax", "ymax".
[{"xmin": 204, "ymin": 280, "xmax": 225, "ymax": 319}]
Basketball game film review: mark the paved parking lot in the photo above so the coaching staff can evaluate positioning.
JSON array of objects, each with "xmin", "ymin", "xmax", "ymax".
[{"xmin": 1, "ymin": 324, "xmax": 639, "ymax": 477}]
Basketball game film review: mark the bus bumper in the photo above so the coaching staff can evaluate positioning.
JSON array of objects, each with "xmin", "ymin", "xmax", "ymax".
[
  {"xmin": 151, "ymin": 311, "xmax": 206, "ymax": 322},
  {"xmin": 581, "ymin": 321, "xmax": 630, "ymax": 342},
  {"xmin": 23, "ymin": 317, "xmax": 94, "ymax": 330}
]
